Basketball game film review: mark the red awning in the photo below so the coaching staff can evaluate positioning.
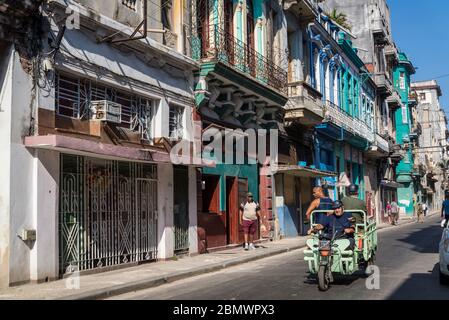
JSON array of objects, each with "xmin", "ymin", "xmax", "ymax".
[{"xmin": 25, "ymin": 135, "xmax": 213, "ymax": 167}]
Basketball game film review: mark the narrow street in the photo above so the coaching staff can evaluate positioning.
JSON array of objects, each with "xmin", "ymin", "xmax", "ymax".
[
  {"xmin": 110, "ymin": 215, "xmax": 449, "ymax": 300},
  {"xmin": 1, "ymin": 1, "xmax": 449, "ymax": 301}
]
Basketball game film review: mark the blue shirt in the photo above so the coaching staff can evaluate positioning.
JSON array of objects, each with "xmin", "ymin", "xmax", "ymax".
[
  {"xmin": 321, "ymin": 212, "xmax": 355, "ymax": 238},
  {"xmin": 443, "ymin": 200, "xmax": 449, "ymax": 217}
]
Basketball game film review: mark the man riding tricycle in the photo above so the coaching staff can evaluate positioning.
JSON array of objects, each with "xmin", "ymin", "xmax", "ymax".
[{"xmin": 303, "ymin": 200, "xmax": 378, "ymax": 291}]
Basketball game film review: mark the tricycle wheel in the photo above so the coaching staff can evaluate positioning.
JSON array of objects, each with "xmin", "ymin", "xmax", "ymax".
[{"xmin": 318, "ymin": 265, "xmax": 330, "ymax": 291}]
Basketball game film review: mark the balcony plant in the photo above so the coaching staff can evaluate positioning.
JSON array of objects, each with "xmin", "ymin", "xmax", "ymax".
[{"xmin": 326, "ymin": 9, "xmax": 352, "ymax": 31}]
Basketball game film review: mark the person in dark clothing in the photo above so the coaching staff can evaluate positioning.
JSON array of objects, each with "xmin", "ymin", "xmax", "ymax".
[
  {"xmin": 310, "ymin": 200, "xmax": 356, "ymax": 249},
  {"xmin": 305, "ymin": 186, "xmax": 333, "ymax": 225},
  {"xmin": 442, "ymin": 192, "xmax": 449, "ymax": 228},
  {"xmin": 341, "ymin": 184, "xmax": 366, "ymax": 225}
]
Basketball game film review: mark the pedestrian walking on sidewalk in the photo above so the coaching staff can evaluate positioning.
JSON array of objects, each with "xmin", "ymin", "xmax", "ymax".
[
  {"xmin": 239, "ymin": 192, "xmax": 261, "ymax": 251},
  {"xmin": 441, "ymin": 193, "xmax": 449, "ymax": 228},
  {"xmin": 416, "ymin": 202, "xmax": 424, "ymax": 223},
  {"xmin": 422, "ymin": 202, "xmax": 428, "ymax": 217},
  {"xmin": 390, "ymin": 199, "xmax": 399, "ymax": 225},
  {"xmin": 386, "ymin": 202, "xmax": 392, "ymax": 224}
]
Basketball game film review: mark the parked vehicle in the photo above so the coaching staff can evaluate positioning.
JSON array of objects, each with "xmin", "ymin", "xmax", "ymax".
[
  {"xmin": 304, "ymin": 210, "xmax": 378, "ymax": 291},
  {"xmin": 439, "ymin": 222, "xmax": 449, "ymax": 285}
]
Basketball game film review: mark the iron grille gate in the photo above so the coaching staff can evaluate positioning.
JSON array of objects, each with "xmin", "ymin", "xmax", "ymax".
[{"xmin": 59, "ymin": 154, "xmax": 158, "ymax": 275}]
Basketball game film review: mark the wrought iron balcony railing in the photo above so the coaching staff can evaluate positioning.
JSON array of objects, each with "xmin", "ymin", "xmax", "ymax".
[
  {"xmin": 324, "ymin": 101, "xmax": 375, "ymax": 143},
  {"xmin": 195, "ymin": 25, "xmax": 288, "ymax": 95}
]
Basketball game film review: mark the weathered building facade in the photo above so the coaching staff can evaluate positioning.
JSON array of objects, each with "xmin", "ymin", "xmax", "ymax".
[
  {"xmin": 277, "ymin": 0, "xmax": 378, "ymax": 238},
  {"xmin": 0, "ymin": 0, "xmax": 200, "ymax": 287},
  {"xmin": 1, "ymin": 0, "xmax": 448, "ymax": 290},
  {"xmin": 411, "ymin": 80, "xmax": 449, "ymax": 211},
  {"xmin": 321, "ymin": 0, "xmax": 411, "ymax": 222},
  {"xmin": 192, "ymin": 0, "xmax": 288, "ymax": 249},
  {"xmin": 392, "ymin": 52, "xmax": 416, "ymax": 215}
]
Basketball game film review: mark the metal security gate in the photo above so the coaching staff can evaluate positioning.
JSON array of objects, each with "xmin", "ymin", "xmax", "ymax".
[
  {"xmin": 173, "ymin": 166, "xmax": 189, "ymax": 253},
  {"xmin": 59, "ymin": 154, "xmax": 158, "ymax": 275}
]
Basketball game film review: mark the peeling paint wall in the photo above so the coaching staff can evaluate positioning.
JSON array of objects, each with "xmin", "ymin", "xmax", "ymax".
[
  {"xmin": 0, "ymin": 47, "xmax": 37, "ymax": 287},
  {"xmin": 9, "ymin": 50, "xmax": 36, "ymax": 285},
  {"xmin": 0, "ymin": 44, "xmax": 13, "ymax": 288},
  {"xmin": 73, "ymin": 0, "xmax": 163, "ymax": 42}
]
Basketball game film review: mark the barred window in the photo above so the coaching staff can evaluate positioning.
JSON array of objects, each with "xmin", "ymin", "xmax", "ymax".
[
  {"xmin": 55, "ymin": 72, "xmax": 155, "ymax": 141},
  {"xmin": 55, "ymin": 74, "xmax": 86, "ymax": 118},
  {"xmin": 169, "ymin": 104, "xmax": 184, "ymax": 140},
  {"xmin": 122, "ymin": 0, "xmax": 137, "ymax": 11}
]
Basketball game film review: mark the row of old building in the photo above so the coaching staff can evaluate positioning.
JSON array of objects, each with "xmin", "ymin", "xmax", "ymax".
[{"xmin": 0, "ymin": 0, "xmax": 448, "ymax": 287}]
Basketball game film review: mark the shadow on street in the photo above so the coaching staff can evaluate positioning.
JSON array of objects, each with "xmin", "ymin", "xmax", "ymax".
[
  {"xmin": 387, "ymin": 263, "xmax": 449, "ymax": 299},
  {"xmin": 395, "ymin": 222, "xmax": 441, "ymax": 254}
]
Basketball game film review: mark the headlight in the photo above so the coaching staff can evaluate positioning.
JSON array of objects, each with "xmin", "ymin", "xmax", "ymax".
[{"xmin": 444, "ymin": 239, "xmax": 449, "ymax": 253}]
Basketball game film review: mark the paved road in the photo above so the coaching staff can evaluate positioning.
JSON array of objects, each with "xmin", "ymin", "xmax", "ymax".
[{"xmin": 110, "ymin": 215, "xmax": 449, "ymax": 300}]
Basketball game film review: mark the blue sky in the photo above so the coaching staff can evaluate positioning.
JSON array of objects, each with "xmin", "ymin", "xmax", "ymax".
[{"xmin": 388, "ymin": 0, "xmax": 449, "ymax": 114}]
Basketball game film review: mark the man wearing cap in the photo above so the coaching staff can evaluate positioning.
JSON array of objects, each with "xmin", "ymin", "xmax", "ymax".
[
  {"xmin": 310, "ymin": 200, "xmax": 355, "ymax": 250},
  {"xmin": 341, "ymin": 184, "xmax": 367, "ymax": 225},
  {"xmin": 239, "ymin": 192, "xmax": 261, "ymax": 251}
]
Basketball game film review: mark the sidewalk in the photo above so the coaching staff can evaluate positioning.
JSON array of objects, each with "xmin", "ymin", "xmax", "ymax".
[
  {"xmin": 0, "ymin": 237, "xmax": 307, "ymax": 300},
  {"xmin": 0, "ymin": 211, "xmax": 439, "ymax": 300}
]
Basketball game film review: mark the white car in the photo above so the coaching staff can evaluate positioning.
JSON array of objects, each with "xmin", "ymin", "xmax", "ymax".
[{"xmin": 439, "ymin": 222, "xmax": 449, "ymax": 285}]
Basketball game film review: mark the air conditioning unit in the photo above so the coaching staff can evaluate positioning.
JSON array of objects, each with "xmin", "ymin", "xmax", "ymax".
[{"xmin": 90, "ymin": 100, "xmax": 122, "ymax": 124}]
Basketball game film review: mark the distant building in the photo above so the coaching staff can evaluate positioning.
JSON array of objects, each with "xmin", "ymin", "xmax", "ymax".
[
  {"xmin": 411, "ymin": 80, "xmax": 449, "ymax": 210},
  {"xmin": 322, "ymin": 0, "xmax": 406, "ymax": 222}
]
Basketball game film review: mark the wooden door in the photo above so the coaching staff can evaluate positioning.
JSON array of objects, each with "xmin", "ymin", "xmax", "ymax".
[{"xmin": 226, "ymin": 177, "xmax": 238, "ymax": 244}]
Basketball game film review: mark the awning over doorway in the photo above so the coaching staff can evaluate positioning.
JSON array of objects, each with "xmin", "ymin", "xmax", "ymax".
[
  {"xmin": 25, "ymin": 134, "xmax": 214, "ymax": 167},
  {"xmin": 274, "ymin": 165, "xmax": 337, "ymax": 178},
  {"xmin": 380, "ymin": 180, "xmax": 404, "ymax": 188}
]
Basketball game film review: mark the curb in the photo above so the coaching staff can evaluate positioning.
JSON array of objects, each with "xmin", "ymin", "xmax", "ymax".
[
  {"xmin": 58, "ymin": 242, "xmax": 307, "ymax": 300},
  {"xmin": 56, "ymin": 213, "xmax": 441, "ymax": 300}
]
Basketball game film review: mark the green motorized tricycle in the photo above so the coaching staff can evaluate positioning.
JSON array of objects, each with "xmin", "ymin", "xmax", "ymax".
[{"xmin": 303, "ymin": 210, "xmax": 378, "ymax": 291}]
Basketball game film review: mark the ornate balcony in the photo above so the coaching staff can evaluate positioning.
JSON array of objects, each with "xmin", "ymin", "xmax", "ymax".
[
  {"xmin": 408, "ymin": 92, "xmax": 418, "ymax": 107},
  {"xmin": 372, "ymin": 18, "xmax": 389, "ymax": 45},
  {"xmin": 366, "ymin": 133, "xmax": 390, "ymax": 159},
  {"xmin": 285, "ymin": 81, "xmax": 324, "ymax": 126},
  {"xmin": 197, "ymin": 25, "xmax": 288, "ymax": 95},
  {"xmin": 324, "ymin": 101, "xmax": 375, "ymax": 143},
  {"xmin": 384, "ymin": 44, "xmax": 399, "ymax": 63},
  {"xmin": 374, "ymin": 72, "xmax": 393, "ymax": 97},
  {"xmin": 386, "ymin": 90, "xmax": 402, "ymax": 109}
]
